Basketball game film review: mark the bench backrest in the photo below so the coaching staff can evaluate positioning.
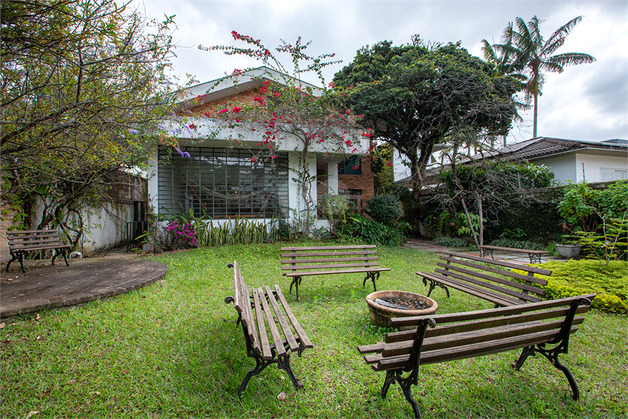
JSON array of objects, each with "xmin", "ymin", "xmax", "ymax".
[
  {"xmin": 280, "ymin": 245, "xmax": 381, "ymax": 274},
  {"xmin": 7, "ymin": 229, "xmax": 66, "ymax": 250},
  {"xmin": 437, "ymin": 250, "xmax": 551, "ymax": 303},
  {"xmin": 374, "ymin": 294, "xmax": 595, "ymax": 370}
]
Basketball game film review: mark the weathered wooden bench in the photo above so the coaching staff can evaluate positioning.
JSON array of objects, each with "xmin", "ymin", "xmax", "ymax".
[
  {"xmin": 417, "ymin": 250, "xmax": 551, "ymax": 307},
  {"xmin": 358, "ymin": 294, "xmax": 595, "ymax": 419},
  {"xmin": 6, "ymin": 229, "xmax": 72, "ymax": 273},
  {"xmin": 225, "ymin": 261, "xmax": 313, "ymax": 396},
  {"xmin": 479, "ymin": 244, "xmax": 549, "ymax": 263},
  {"xmin": 280, "ymin": 245, "xmax": 391, "ymax": 301}
]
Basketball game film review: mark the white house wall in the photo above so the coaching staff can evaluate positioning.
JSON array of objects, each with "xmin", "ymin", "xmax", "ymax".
[
  {"xmin": 575, "ymin": 153, "xmax": 628, "ymax": 183},
  {"xmin": 532, "ymin": 154, "xmax": 577, "ymax": 184}
]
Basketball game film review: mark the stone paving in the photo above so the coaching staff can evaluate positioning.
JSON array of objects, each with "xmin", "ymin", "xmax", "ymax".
[{"xmin": 1, "ymin": 251, "xmax": 167, "ymax": 319}]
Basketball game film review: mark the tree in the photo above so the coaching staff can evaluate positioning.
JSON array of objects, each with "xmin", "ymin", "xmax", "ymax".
[
  {"xmin": 333, "ymin": 36, "xmax": 521, "ymax": 199},
  {"xmin": 488, "ymin": 16, "xmax": 596, "ymax": 137},
  {"xmin": 1, "ymin": 0, "xmax": 180, "ymax": 245},
  {"xmin": 202, "ymin": 32, "xmax": 367, "ymax": 232},
  {"xmin": 438, "ymin": 160, "xmax": 555, "ymax": 247}
]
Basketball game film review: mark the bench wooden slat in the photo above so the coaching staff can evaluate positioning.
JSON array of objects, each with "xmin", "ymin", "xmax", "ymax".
[
  {"xmin": 420, "ymin": 272, "xmax": 521, "ymax": 306},
  {"xmin": 273, "ymin": 285, "xmax": 313, "ymax": 348},
  {"xmin": 390, "ymin": 294, "xmax": 595, "ymax": 328},
  {"xmin": 251, "ymin": 287, "xmax": 271, "ymax": 359},
  {"xmin": 439, "ymin": 249, "xmax": 552, "ymax": 275},
  {"xmin": 282, "ymin": 262, "xmax": 382, "ymax": 271},
  {"xmin": 281, "ymin": 245, "xmax": 377, "ymax": 251},
  {"xmin": 280, "ymin": 250, "xmax": 378, "ymax": 258},
  {"xmin": 281, "ymin": 256, "xmax": 379, "ymax": 265},
  {"xmin": 264, "ymin": 285, "xmax": 300, "ymax": 352},
  {"xmin": 256, "ymin": 287, "xmax": 286, "ymax": 358},
  {"xmin": 385, "ymin": 305, "xmax": 590, "ymax": 343},
  {"xmin": 438, "ymin": 256, "xmax": 549, "ymax": 287},
  {"xmin": 434, "ymin": 266, "xmax": 542, "ymax": 302},
  {"xmin": 285, "ymin": 267, "xmax": 390, "ymax": 277}
]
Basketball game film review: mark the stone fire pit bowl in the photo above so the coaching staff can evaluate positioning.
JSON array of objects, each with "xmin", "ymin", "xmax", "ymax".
[{"xmin": 366, "ymin": 290, "xmax": 438, "ymax": 329}]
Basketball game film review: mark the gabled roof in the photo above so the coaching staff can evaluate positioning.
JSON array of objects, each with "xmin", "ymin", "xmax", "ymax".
[
  {"xmin": 173, "ymin": 66, "xmax": 323, "ymax": 111},
  {"xmin": 494, "ymin": 137, "xmax": 628, "ymax": 161},
  {"xmin": 394, "ymin": 136, "xmax": 628, "ymax": 188}
]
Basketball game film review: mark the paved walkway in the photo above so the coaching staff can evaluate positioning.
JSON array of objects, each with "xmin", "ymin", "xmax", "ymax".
[{"xmin": 1, "ymin": 252, "xmax": 167, "ymax": 319}]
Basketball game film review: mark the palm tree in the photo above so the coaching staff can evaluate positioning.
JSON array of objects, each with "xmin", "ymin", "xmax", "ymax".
[{"xmin": 491, "ymin": 15, "xmax": 596, "ymax": 138}]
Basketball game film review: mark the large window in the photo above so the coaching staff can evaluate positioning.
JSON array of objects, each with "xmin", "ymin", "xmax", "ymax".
[{"xmin": 158, "ymin": 147, "xmax": 289, "ymax": 218}]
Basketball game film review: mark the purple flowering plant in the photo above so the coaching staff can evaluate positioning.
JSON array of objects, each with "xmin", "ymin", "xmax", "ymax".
[{"xmin": 164, "ymin": 220, "xmax": 198, "ymax": 248}]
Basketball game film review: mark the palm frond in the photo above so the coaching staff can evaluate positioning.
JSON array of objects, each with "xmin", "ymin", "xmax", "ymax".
[{"xmin": 543, "ymin": 16, "xmax": 583, "ymax": 56}]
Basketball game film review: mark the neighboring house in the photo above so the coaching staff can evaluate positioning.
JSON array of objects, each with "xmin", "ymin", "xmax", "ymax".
[
  {"xmin": 498, "ymin": 137, "xmax": 627, "ymax": 184},
  {"xmin": 146, "ymin": 67, "xmax": 374, "ymax": 227},
  {"xmin": 395, "ymin": 137, "xmax": 628, "ymax": 188}
]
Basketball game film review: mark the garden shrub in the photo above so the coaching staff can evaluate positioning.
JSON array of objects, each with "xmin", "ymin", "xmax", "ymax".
[
  {"xmin": 338, "ymin": 214, "xmax": 409, "ymax": 246},
  {"xmin": 366, "ymin": 194, "xmax": 402, "ymax": 224},
  {"xmin": 514, "ymin": 259, "xmax": 627, "ymax": 313}
]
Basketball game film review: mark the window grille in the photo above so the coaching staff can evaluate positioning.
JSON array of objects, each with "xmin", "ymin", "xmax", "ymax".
[{"xmin": 158, "ymin": 147, "xmax": 289, "ymax": 219}]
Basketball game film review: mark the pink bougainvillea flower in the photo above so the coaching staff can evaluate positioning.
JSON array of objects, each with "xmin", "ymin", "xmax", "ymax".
[
  {"xmin": 232, "ymin": 107, "xmax": 241, "ymax": 113},
  {"xmin": 387, "ymin": 161, "xmax": 392, "ymax": 167},
  {"xmin": 251, "ymin": 158, "xmax": 257, "ymax": 162},
  {"xmin": 188, "ymin": 124, "xmax": 197, "ymax": 129},
  {"xmin": 217, "ymin": 108, "xmax": 229, "ymax": 115},
  {"xmin": 203, "ymin": 112, "xmax": 211, "ymax": 118}
]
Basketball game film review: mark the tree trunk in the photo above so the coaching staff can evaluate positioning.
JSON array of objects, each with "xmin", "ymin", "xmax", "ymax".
[
  {"xmin": 533, "ymin": 93, "xmax": 538, "ymax": 138},
  {"xmin": 460, "ymin": 198, "xmax": 479, "ymax": 249},
  {"xmin": 476, "ymin": 192, "xmax": 484, "ymax": 249}
]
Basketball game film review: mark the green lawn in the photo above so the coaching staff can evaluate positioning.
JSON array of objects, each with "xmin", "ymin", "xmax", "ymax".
[{"xmin": 1, "ymin": 243, "xmax": 626, "ymax": 418}]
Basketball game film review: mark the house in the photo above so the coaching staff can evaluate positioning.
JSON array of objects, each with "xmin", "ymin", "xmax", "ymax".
[
  {"xmin": 394, "ymin": 137, "xmax": 628, "ymax": 188},
  {"xmin": 496, "ymin": 137, "xmax": 627, "ymax": 184},
  {"xmin": 146, "ymin": 67, "xmax": 374, "ymax": 228}
]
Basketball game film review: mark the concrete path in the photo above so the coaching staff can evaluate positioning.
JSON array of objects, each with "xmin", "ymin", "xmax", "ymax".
[{"xmin": 1, "ymin": 253, "xmax": 167, "ymax": 319}]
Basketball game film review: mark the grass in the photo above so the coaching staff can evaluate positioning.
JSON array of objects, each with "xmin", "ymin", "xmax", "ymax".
[{"xmin": 1, "ymin": 242, "xmax": 626, "ymax": 418}]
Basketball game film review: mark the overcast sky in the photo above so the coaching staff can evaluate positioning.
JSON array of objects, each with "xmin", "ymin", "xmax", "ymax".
[{"xmin": 141, "ymin": 0, "xmax": 627, "ymax": 144}]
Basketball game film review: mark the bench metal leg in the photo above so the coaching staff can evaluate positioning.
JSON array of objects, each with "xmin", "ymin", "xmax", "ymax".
[
  {"xmin": 289, "ymin": 276, "xmax": 302, "ymax": 302},
  {"xmin": 52, "ymin": 248, "xmax": 70, "ymax": 267},
  {"xmin": 528, "ymin": 253, "xmax": 541, "ymax": 264},
  {"xmin": 381, "ymin": 369, "xmax": 423, "ymax": 419},
  {"xmin": 512, "ymin": 297, "xmax": 591, "ymax": 400},
  {"xmin": 363, "ymin": 271, "xmax": 380, "ymax": 291},
  {"xmin": 422, "ymin": 277, "xmax": 449, "ymax": 298},
  {"xmin": 6, "ymin": 250, "xmax": 26, "ymax": 273}
]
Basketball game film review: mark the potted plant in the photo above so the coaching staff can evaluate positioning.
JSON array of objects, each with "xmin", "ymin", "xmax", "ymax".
[{"xmin": 554, "ymin": 223, "xmax": 582, "ymax": 259}]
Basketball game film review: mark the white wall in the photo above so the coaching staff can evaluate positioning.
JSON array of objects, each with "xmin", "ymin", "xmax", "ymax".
[
  {"xmin": 576, "ymin": 153, "xmax": 628, "ymax": 183},
  {"xmin": 533, "ymin": 152, "xmax": 628, "ymax": 184},
  {"xmin": 533, "ymin": 154, "xmax": 577, "ymax": 184}
]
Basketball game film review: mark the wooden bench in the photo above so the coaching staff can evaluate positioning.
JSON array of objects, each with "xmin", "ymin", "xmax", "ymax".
[
  {"xmin": 280, "ymin": 245, "xmax": 391, "ymax": 301},
  {"xmin": 358, "ymin": 294, "xmax": 595, "ymax": 419},
  {"xmin": 225, "ymin": 261, "xmax": 313, "ymax": 396},
  {"xmin": 418, "ymin": 250, "xmax": 551, "ymax": 307},
  {"xmin": 6, "ymin": 229, "xmax": 72, "ymax": 273},
  {"xmin": 479, "ymin": 244, "xmax": 549, "ymax": 263}
]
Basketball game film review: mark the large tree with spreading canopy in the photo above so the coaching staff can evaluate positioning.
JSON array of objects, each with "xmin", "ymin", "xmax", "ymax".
[{"xmin": 333, "ymin": 36, "xmax": 521, "ymax": 198}]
